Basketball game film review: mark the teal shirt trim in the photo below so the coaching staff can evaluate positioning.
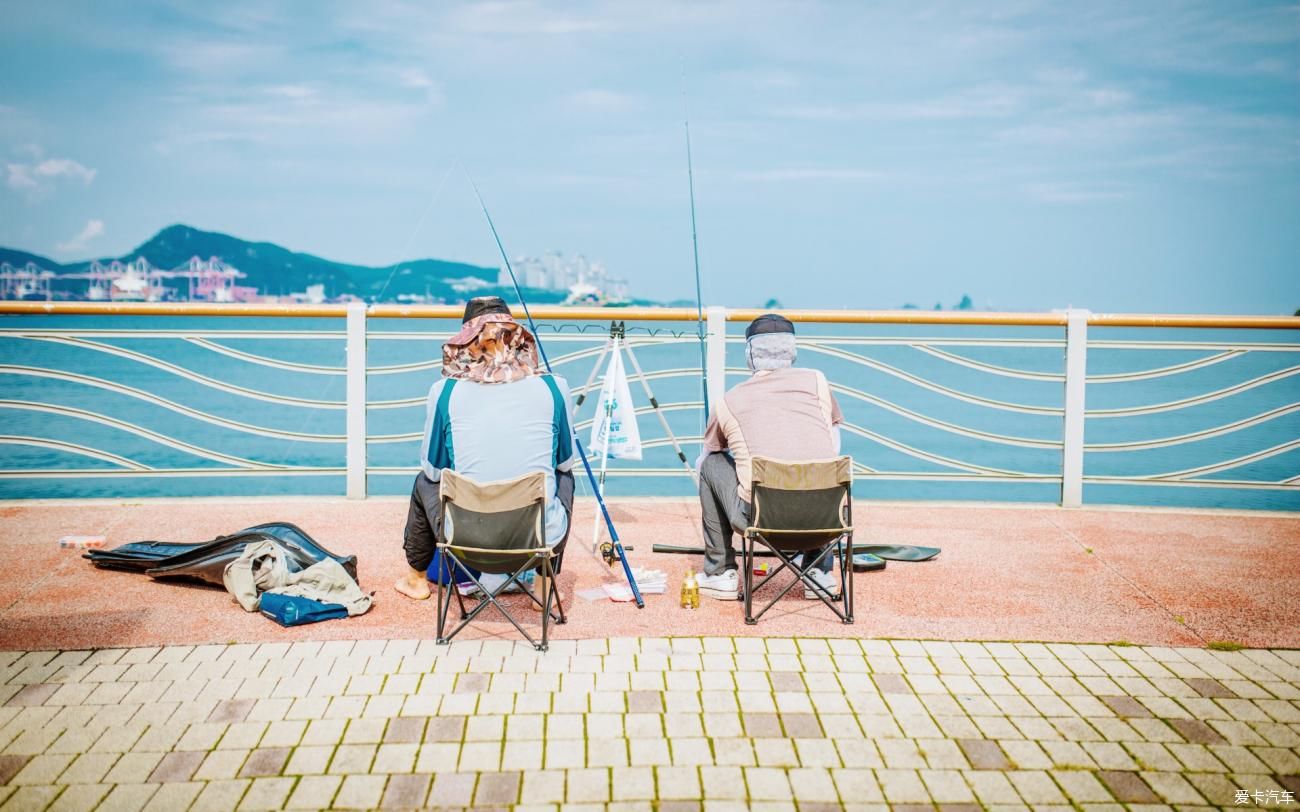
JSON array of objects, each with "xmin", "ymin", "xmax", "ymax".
[
  {"xmin": 541, "ymin": 374, "xmax": 573, "ymax": 468},
  {"xmin": 426, "ymin": 378, "xmax": 458, "ymax": 471}
]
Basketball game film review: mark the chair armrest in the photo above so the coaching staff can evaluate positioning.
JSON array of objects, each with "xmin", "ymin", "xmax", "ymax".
[{"xmin": 437, "ymin": 542, "xmax": 555, "ymax": 557}]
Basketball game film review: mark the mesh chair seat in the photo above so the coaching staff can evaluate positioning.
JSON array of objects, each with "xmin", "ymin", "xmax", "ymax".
[
  {"xmin": 743, "ymin": 456, "xmax": 854, "ymax": 625},
  {"xmin": 435, "ymin": 469, "xmax": 566, "ymax": 651}
]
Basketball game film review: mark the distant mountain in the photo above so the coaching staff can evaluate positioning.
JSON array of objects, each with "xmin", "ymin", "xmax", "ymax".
[
  {"xmin": 0, "ymin": 247, "xmax": 71, "ymax": 273},
  {"xmin": 0, "ymin": 224, "xmax": 506, "ymax": 303}
]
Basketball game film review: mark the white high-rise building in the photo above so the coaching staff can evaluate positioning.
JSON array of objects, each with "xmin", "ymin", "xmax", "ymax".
[{"xmin": 505, "ymin": 250, "xmax": 627, "ymax": 300}]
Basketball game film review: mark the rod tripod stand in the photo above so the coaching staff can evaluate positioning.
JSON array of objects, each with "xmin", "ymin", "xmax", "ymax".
[{"xmin": 576, "ymin": 321, "xmax": 699, "ymax": 563}]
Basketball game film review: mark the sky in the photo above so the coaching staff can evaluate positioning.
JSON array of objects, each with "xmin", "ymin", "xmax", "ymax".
[{"xmin": 1, "ymin": 0, "xmax": 1297, "ymax": 313}]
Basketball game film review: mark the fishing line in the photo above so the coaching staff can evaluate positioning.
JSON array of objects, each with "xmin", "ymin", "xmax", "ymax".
[
  {"xmin": 374, "ymin": 164, "xmax": 455, "ymax": 303},
  {"xmin": 254, "ymin": 162, "xmax": 454, "ymax": 496},
  {"xmin": 684, "ymin": 117, "xmax": 709, "ymax": 427},
  {"xmin": 462, "ymin": 166, "xmax": 645, "ymax": 609}
]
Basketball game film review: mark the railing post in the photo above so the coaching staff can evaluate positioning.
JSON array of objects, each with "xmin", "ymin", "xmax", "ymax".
[
  {"xmin": 346, "ymin": 301, "xmax": 367, "ymax": 499},
  {"xmin": 1061, "ymin": 308, "xmax": 1089, "ymax": 507},
  {"xmin": 705, "ymin": 305, "xmax": 727, "ymax": 420}
]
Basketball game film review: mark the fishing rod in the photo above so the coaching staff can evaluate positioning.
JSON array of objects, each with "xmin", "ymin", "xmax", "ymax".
[
  {"xmin": 465, "ymin": 172, "xmax": 645, "ymax": 609},
  {"xmin": 684, "ymin": 119, "xmax": 710, "ymax": 421}
]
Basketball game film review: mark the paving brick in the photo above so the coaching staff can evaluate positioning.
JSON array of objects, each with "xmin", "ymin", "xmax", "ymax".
[
  {"xmin": 0, "ymin": 755, "xmax": 30, "ymax": 785},
  {"xmin": 1206, "ymin": 743, "xmax": 1268, "ymax": 772},
  {"xmin": 743, "ymin": 713, "xmax": 783, "ymax": 738},
  {"xmin": 428, "ymin": 770, "xmax": 477, "ymax": 806},
  {"xmin": 475, "ymin": 769, "xmax": 523, "ymax": 804},
  {"xmin": 520, "ymin": 768, "xmax": 564, "ymax": 803},
  {"xmin": 145, "ymin": 750, "xmax": 204, "ymax": 783},
  {"xmin": 957, "ymin": 739, "xmax": 1012, "ymax": 770},
  {"xmin": 49, "ymin": 783, "xmax": 111, "ymax": 811},
  {"xmin": 98, "ymin": 783, "xmax": 159, "ymax": 812},
  {"xmin": 1051, "ymin": 768, "xmax": 1112, "ymax": 802},
  {"xmin": 876, "ymin": 768, "xmax": 931, "ymax": 803},
  {"xmin": 609, "ymin": 765, "xmax": 656, "ymax": 801},
  {"xmin": 0, "ymin": 786, "xmax": 62, "ymax": 811},
  {"xmin": 1140, "ymin": 769, "xmax": 1205, "ymax": 805},
  {"xmin": 195, "ymin": 748, "xmax": 249, "ymax": 780},
  {"xmin": 191, "ymin": 779, "xmax": 251, "ymax": 812},
  {"xmin": 238, "ymin": 747, "xmax": 290, "ymax": 778},
  {"xmin": 284, "ymin": 745, "xmax": 334, "ymax": 775},
  {"xmin": 1184, "ymin": 771, "xmax": 1243, "ymax": 806},
  {"xmin": 1185, "ymin": 678, "xmax": 1236, "ymax": 699},
  {"xmin": 1166, "ymin": 718, "xmax": 1226, "ymax": 744},
  {"xmin": 745, "ymin": 766, "xmax": 792, "ymax": 800},
  {"xmin": 1096, "ymin": 770, "xmax": 1160, "ymax": 803},
  {"xmin": 238, "ymin": 777, "xmax": 294, "ymax": 811},
  {"xmin": 998, "ymin": 739, "xmax": 1051, "ymax": 770},
  {"xmin": 561, "ymin": 766, "xmax": 607, "ymax": 803},
  {"xmin": 380, "ymin": 772, "xmax": 430, "ymax": 809},
  {"xmin": 97, "ymin": 752, "xmax": 160, "ymax": 786},
  {"xmin": 1004, "ymin": 769, "xmax": 1066, "ymax": 805},
  {"xmin": 332, "ymin": 773, "xmax": 387, "ymax": 809}
]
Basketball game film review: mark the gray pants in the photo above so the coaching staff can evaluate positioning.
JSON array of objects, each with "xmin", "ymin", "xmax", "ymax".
[{"xmin": 698, "ymin": 452, "xmax": 831, "ymax": 577}]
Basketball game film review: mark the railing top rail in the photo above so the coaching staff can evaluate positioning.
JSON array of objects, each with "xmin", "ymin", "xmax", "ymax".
[{"xmin": 1, "ymin": 301, "xmax": 1297, "ymax": 329}]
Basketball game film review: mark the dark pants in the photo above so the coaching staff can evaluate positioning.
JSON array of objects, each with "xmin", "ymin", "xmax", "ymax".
[
  {"xmin": 403, "ymin": 469, "xmax": 576, "ymax": 575},
  {"xmin": 698, "ymin": 452, "xmax": 831, "ymax": 576}
]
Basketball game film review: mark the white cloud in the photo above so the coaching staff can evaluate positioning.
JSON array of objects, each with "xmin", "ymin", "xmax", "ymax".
[
  {"xmin": 396, "ymin": 69, "xmax": 444, "ymax": 104},
  {"xmin": 446, "ymin": 2, "xmax": 614, "ymax": 36},
  {"xmin": 565, "ymin": 89, "xmax": 637, "ymax": 112},
  {"xmin": 1024, "ymin": 182, "xmax": 1131, "ymax": 204},
  {"xmin": 6, "ymin": 155, "xmax": 97, "ymax": 190},
  {"xmin": 773, "ymin": 84, "xmax": 1023, "ymax": 122},
  {"xmin": 55, "ymin": 219, "xmax": 105, "ymax": 254},
  {"xmin": 6, "ymin": 164, "xmax": 37, "ymax": 189},
  {"xmin": 34, "ymin": 158, "xmax": 97, "ymax": 183},
  {"xmin": 735, "ymin": 168, "xmax": 881, "ymax": 183},
  {"xmin": 264, "ymin": 84, "xmax": 316, "ymax": 100}
]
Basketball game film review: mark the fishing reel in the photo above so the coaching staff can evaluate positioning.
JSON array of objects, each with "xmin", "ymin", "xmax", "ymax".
[{"xmin": 598, "ymin": 540, "xmax": 632, "ymax": 566}]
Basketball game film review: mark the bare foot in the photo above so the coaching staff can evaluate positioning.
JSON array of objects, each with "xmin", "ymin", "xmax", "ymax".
[
  {"xmin": 393, "ymin": 569, "xmax": 431, "ymax": 600},
  {"xmin": 530, "ymin": 576, "xmax": 561, "ymax": 612}
]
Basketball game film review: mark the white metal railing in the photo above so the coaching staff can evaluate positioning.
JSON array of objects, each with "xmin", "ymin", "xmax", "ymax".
[{"xmin": 1, "ymin": 302, "xmax": 1296, "ymax": 509}]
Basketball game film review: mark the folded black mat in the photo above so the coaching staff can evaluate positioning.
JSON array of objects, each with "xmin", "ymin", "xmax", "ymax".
[
  {"xmin": 86, "ymin": 522, "xmax": 358, "ymax": 587},
  {"xmin": 855, "ymin": 544, "xmax": 940, "ymax": 562}
]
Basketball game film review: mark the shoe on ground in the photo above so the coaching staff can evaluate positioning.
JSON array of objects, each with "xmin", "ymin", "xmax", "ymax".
[
  {"xmin": 474, "ymin": 572, "xmax": 528, "ymax": 595},
  {"xmin": 697, "ymin": 569, "xmax": 739, "ymax": 600},
  {"xmin": 803, "ymin": 568, "xmax": 841, "ymax": 599}
]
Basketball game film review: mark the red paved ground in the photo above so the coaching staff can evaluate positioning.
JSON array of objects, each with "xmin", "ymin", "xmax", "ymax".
[{"xmin": 0, "ymin": 498, "xmax": 1295, "ymax": 650}]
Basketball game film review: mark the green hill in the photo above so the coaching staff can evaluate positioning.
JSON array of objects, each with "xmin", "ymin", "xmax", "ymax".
[{"xmin": 1, "ymin": 224, "xmax": 501, "ymax": 302}]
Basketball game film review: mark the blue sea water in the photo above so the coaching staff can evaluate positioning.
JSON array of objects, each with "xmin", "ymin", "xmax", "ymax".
[{"xmin": 1, "ymin": 314, "xmax": 1297, "ymax": 511}]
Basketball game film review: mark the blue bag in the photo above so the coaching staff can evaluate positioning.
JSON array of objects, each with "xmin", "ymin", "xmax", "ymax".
[
  {"xmin": 259, "ymin": 593, "xmax": 349, "ymax": 627},
  {"xmin": 427, "ymin": 548, "xmax": 480, "ymax": 586}
]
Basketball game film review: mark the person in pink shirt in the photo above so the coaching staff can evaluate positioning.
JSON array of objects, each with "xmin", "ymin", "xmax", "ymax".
[{"xmin": 695, "ymin": 314, "xmax": 845, "ymax": 600}]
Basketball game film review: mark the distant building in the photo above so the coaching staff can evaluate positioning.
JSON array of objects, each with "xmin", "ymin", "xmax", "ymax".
[{"xmin": 506, "ymin": 250, "xmax": 628, "ymax": 301}]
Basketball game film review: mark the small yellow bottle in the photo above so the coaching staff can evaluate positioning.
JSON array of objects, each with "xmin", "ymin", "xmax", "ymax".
[{"xmin": 681, "ymin": 570, "xmax": 700, "ymax": 609}]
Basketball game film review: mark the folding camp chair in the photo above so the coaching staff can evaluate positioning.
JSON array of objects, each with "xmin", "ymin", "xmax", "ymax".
[
  {"xmin": 434, "ymin": 469, "xmax": 566, "ymax": 651},
  {"xmin": 742, "ymin": 456, "xmax": 854, "ymax": 625}
]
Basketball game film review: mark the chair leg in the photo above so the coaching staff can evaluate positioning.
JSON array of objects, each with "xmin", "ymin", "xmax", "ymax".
[
  {"xmin": 539, "ymin": 562, "xmax": 553, "ymax": 653},
  {"xmin": 435, "ymin": 556, "xmax": 452, "ymax": 644},
  {"xmin": 747, "ymin": 536, "xmax": 851, "ymax": 624},
  {"xmin": 841, "ymin": 533, "xmax": 854, "ymax": 624},
  {"xmin": 743, "ymin": 533, "xmax": 756, "ymax": 625}
]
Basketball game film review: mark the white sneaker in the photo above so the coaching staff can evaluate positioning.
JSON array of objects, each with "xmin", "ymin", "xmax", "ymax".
[
  {"xmin": 697, "ymin": 569, "xmax": 739, "ymax": 600},
  {"xmin": 803, "ymin": 568, "xmax": 841, "ymax": 599}
]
